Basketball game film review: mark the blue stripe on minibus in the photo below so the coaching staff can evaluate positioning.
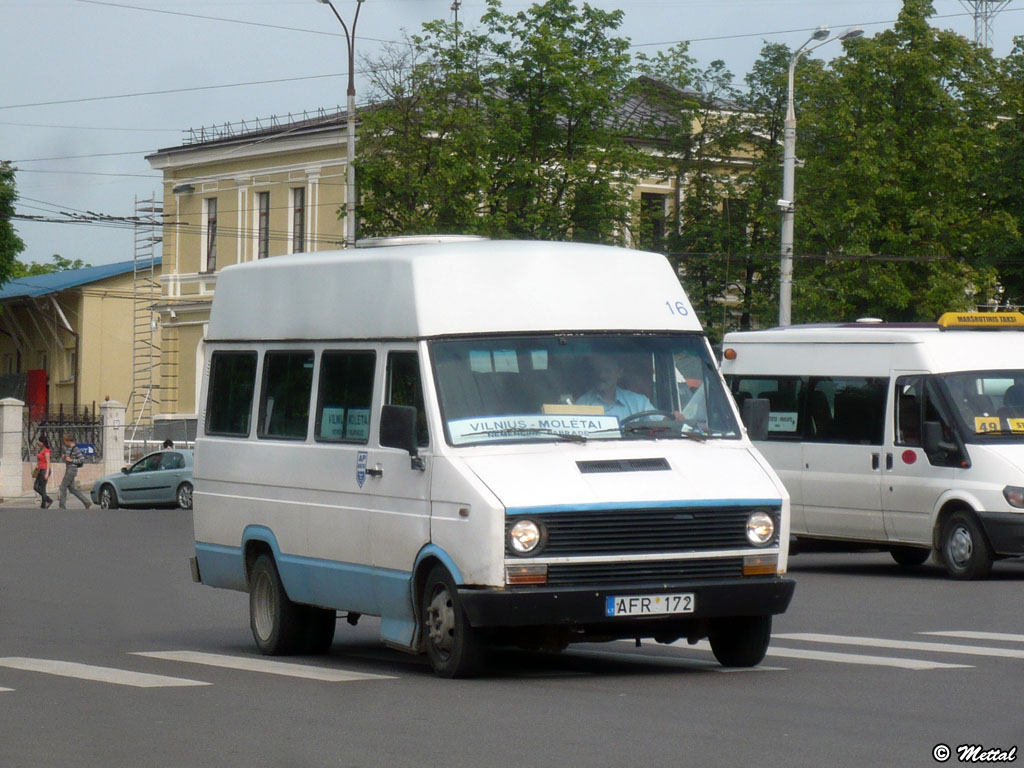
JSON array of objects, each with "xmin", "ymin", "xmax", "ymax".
[{"xmin": 504, "ymin": 498, "xmax": 783, "ymax": 515}]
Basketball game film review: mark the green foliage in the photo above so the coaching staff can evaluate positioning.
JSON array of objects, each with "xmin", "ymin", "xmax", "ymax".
[
  {"xmin": 0, "ymin": 161, "xmax": 25, "ymax": 286},
  {"xmin": 12, "ymin": 253, "xmax": 91, "ymax": 278}
]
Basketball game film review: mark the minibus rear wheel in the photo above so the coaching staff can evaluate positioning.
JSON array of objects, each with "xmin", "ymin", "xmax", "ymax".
[
  {"xmin": 940, "ymin": 510, "xmax": 993, "ymax": 580},
  {"xmin": 249, "ymin": 553, "xmax": 303, "ymax": 655},
  {"xmin": 708, "ymin": 615, "xmax": 772, "ymax": 668},
  {"xmin": 421, "ymin": 565, "xmax": 483, "ymax": 678}
]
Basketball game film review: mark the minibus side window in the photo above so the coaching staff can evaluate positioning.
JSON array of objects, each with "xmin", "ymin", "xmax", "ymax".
[
  {"xmin": 386, "ymin": 351, "xmax": 429, "ymax": 447},
  {"xmin": 258, "ymin": 351, "xmax": 314, "ymax": 440},
  {"xmin": 206, "ymin": 351, "xmax": 257, "ymax": 437},
  {"xmin": 315, "ymin": 351, "xmax": 375, "ymax": 443},
  {"xmin": 895, "ymin": 377, "xmax": 923, "ymax": 446},
  {"xmin": 729, "ymin": 375, "xmax": 804, "ymax": 440},
  {"xmin": 805, "ymin": 377, "xmax": 888, "ymax": 445}
]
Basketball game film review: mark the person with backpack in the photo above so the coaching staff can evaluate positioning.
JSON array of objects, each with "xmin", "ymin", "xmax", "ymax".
[{"xmin": 59, "ymin": 432, "xmax": 92, "ymax": 509}]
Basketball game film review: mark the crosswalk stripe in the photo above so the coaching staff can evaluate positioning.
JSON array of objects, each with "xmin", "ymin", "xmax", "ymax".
[
  {"xmin": 0, "ymin": 658, "xmax": 209, "ymax": 688},
  {"xmin": 132, "ymin": 651, "xmax": 395, "ymax": 682},
  {"xmin": 0, "ymin": 687, "xmax": 14, "ymax": 692},
  {"xmin": 679, "ymin": 641, "xmax": 970, "ymax": 670},
  {"xmin": 920, "ymin": 631, "xmax": 1024, "ymax": 644},
  {"xmin": 775, "ymin": 633, "xmax": 1024, "ymax": 660}
]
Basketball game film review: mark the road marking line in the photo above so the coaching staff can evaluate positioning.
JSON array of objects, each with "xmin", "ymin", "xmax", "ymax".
[
  {"xmin": 0, "ymin": 658, "xmax": 209, "ymax": 688},
  {"xmin": 0, "ymin": 687, "xmax": 14, "ymax": 692},
  {"xmin": 591, "ymin": 645, "xmax": 787, "ymax": 672},
  {"xmin": 679, "ymin": 641, "xmax": 970, "ymax": 670},
  {"xmin": 775, "ymin": 633, "xmax": 1024, "ymax": 659},
  {"xmin": 920, "ymin": 631, "xmax": 1024, "ymax": 644},
  {"xmin": 132, "ymin": 651, "xmax": 395, "ymax": 682}
]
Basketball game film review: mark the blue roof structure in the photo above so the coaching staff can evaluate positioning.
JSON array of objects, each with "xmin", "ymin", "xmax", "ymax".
[{"xmin": 0, "ymin": 258, "xmax": 160, "ymax": 301}]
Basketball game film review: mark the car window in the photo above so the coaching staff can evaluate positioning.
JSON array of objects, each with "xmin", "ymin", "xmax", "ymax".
[
  {"xmin": 160, "ymin": 452, "xmax": 185, "ymax": 470},
  {"xmin": 132, "ymin": 453, "xmax": 163, "ymax": 473}
]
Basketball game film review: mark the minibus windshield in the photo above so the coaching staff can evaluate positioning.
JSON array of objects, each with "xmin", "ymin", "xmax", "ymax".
[
  {"xmin": 939, "ymin": 370, "xmax": 1024, "ymax": 440},
  {"xmin": 431, "ymin": 333, "xmax": 740, "ymax": 446}
]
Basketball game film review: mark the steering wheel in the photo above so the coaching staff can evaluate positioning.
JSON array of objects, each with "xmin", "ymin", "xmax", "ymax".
[{"xmin": 619, "ymin": 409, "xmax": 676, "ymax": 427}]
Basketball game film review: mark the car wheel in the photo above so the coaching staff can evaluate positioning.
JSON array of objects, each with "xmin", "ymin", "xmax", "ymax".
[
  {"xmin": 176, "ymin": 482, "xmax": 193, "ymax": 510},
  {"xmin": 421, "ymin": 564, "xmax": 483, "ymax": 678},
  {"xmin": 708, "ymin": 615, "xmax": 772, "ymax": 668},
  {"xmin": 99, "ymin": 485, "xmax": 119, "ymax": 510},
  {"xmin": 248, "ymin": 553, "xmax": 303, "ymax": 655},
  {"xmin": 940, "ymin": 510, "xmax": 992, "ymax": 580},
  {"xmin": 890, "ymin": 545, "xmax": 930, "ymax": 567}
]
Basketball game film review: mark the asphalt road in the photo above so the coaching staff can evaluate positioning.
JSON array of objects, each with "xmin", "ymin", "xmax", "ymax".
[{"xmin": 1, "ymin": 505, "xmax": 1022, "ymax": 768}]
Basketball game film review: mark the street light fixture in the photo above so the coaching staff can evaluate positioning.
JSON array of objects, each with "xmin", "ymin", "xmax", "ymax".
[
  {"xmin": 778, "ymin": 25, "xmax": 863, "ymax": 326},
  {"xmin": 316, "ymin": 0, "xmax": 365, "ymax": 248}
]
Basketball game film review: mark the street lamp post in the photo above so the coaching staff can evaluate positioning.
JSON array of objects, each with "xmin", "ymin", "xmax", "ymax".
[
  {"xmin": 778, "ymin": 25, "xmax": 863, "ymax": 326},
  {"xmin": 316, "ymin": 0, "xmax": 365, "ymax": 248}
]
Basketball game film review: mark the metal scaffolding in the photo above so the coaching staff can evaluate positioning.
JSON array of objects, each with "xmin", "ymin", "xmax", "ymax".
[{"xmin": 130, "ymin": 195, "xmax": 162, "ymax": 438}]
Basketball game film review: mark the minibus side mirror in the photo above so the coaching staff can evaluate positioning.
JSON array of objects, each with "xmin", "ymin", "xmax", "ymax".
[
  {"xmin": 922, "ymin": 420, "xmax": 956, "ymax": 455},
  {"xmin": 741, "ymin": 397, "xmax": 770, "ymax": 441},
  {"xmin": 380, "ymin": 405, "xmax": 424, "ymax": 470}
]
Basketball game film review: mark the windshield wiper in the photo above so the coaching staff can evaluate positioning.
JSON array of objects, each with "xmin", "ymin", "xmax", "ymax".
[
  {"xmin": 973, "ymin": 429, "xmax": 1024, "ymax": 437},
  {"xmin": 516, "ymin": 428, "xmax": 588, "ymax": 444},
  {"xmin": 622, "ymin": 424, "xmax": 707, "ymax": 442}
]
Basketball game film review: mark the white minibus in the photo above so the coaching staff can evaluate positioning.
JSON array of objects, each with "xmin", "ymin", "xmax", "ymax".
[
  {"xmin": 190, "ymin": 239, "xmax": 794, "ymax": 676},
  {"xmin": 721, "ymin": 314, "xmax": 1024, "ymax": 579}
]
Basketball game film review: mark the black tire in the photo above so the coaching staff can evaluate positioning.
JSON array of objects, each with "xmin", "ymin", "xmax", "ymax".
[
  {"xmin": 176, "ymin": 482, "xmax": 193, "ymax": 510},
  {"xmin": 708, "ymin": 615, "xmax": 772, "ymax": 668},
  {"xmin": 940, "ymin": 510, "xmax": 993, "ymax": 580},
  {"xmin": 99, "ymin": 485, "xmax": 119, "ymax": 510},
  {"xmin": 890, "ymin": 545, "xmax": 931, "ymax": 567},
  {"xmin": 248, "ymin": 553, "xmax": 303, "ymax": 655},
  {"xmin": 301, "ymin": 606, "xmax": 337, "ymax": 655},
  {"xmin": 420, "ymin": 565, "xmax": 483, "ymax": 678}
]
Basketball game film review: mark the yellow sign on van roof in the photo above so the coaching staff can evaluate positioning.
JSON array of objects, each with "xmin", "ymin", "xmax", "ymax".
[{"xmin": 937, "ymin": 312, "xmax": 1024, "ymax": 329}]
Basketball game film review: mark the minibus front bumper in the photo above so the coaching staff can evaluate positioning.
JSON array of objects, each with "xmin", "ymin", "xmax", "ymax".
[
  {"xmin": 457, "ymin": 576, "xmax": 795, "ymax": 629},
  {"xmin": 978, "ymin": 511, "xmax": 1024, "ymax": 556}
]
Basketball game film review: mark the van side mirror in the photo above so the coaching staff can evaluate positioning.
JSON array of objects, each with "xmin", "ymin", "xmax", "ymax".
[
  {"xmin": 922, "ymin": 420, "xmax": 956, "ymax": 455},
  {"xmin": 380, "ymin": 405, "xmax": 425, "ymax": 470},
  {"xmin": 741, "ymin": 397, "xmax": 770, "ymax": 441}
]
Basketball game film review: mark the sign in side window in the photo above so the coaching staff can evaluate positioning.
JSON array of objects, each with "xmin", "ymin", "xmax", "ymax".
[
  {"xmin": 729, "ymin": 376, "xmax": 804, "ymax": 439},
  {"xmin": 315, "ymin": 351, "xmax": 375, "ymax": 443},
  {"xmin": 258, "ymin": 351, "xmax": 314, "ymax": 440},
  {"xmin": 206, "ymin": 352, "xmax": 257, "ymax": 437},
  {"xmin": 386, "ymin": 351, "xmax": 429, "ymax": 447},
  {"xmin": 805, "ymin": 376, "xmax": 888, "ymax": 446}
]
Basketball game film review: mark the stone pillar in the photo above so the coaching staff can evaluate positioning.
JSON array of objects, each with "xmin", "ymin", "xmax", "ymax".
[
  {"xmin": 0, "ymin": 397, "xmax": 25, "ymax": 498},
  {"xmin": 100, "ymin": 400, "xmax": 127, "ymax": 478}
]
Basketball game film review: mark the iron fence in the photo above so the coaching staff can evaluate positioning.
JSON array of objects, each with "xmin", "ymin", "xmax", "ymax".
[{"xmin": 23, "ymin": 403, "xmax": 103, "ymax": 462}]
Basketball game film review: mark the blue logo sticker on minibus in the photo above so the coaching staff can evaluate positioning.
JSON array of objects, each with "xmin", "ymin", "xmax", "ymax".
[{"xmin": 356, "ymin": 451, "xmax": 368, "ymax": 488}]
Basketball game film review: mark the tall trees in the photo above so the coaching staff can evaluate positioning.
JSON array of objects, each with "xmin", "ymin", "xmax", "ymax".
[{"xmin": 0, "ymin": 161, "xmax": 25, "ymax": 286}]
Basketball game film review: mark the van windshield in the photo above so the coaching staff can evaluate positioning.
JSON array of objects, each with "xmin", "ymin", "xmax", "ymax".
[
  {"xmin": 430, "ymin": 334, "xmax": 740, "ymax": 446},
  {"xmin": 938, "ymin": 370, "xmax": 1024, "ymax": 440}
]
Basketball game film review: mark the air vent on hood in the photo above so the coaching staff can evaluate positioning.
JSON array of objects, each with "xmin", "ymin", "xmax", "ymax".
[{"xmin": 576, "ymin": 458, "xmax": 670, "ymax": 474}]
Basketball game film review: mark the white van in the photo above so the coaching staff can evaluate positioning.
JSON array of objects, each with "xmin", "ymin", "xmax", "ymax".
[
  {"xmin": 721, "ymin": 314, "xmax": 1024, "ymax": 579},
  {"xmin": 190, "ymin": 240, "xmax": 794, "ymax": 676}
]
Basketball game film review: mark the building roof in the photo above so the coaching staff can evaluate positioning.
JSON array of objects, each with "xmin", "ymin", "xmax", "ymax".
[{"xmin": 0, "ymin": 258, "xmax": 160, "ymax": 302}]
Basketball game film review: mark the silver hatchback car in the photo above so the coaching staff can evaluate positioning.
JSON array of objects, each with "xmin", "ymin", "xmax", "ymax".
[{"xmin": 90, "ymin": 449, "xmax": 194, "ymax": 510}]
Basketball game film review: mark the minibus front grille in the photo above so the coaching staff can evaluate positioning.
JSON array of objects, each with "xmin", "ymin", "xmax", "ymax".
[
  {"xmin": 525, "ymin": 507, "xmax": 765, "ymax": 555},
  {"xmin": 545, "ymin": 558, "xmax": 744, "ymax": 586}
]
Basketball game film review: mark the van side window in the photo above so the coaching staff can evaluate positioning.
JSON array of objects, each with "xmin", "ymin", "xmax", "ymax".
[
  {"xmin": 386, "ymin": 351, "xmax": 429, "ymax": 447},
  {"xmin": 206, "ymin": 351, "xmax": 258, "ymax": 437},
  {"xmin": 805, "ymin": 377, "xmax": 888, "ymax": 445},
  {"xmin": 258, "ymin": 351, "xmax": 314, "ymax": 440},
  {"xmin": 315, "ymin": 351, "xmax": 375, "ymax": 443},
  {"xmin": 896, "ymin": 377, "xmax": 923, "ymax": 446},
  {"xmin": 729, "ymin": 375, "xmax": 804, "ymax": 440}
]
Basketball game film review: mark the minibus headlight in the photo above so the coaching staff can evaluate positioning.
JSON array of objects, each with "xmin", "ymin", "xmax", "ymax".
[
  {"xmin": 745, "ymin": 511, "xmax": 775, "ymax": 547},
  {"xmin": 1003, "ymin": 486, "xmax": 1024, "ymax": 508},
  {"xmin": 507, "ymin": 519, "xmax": 544, "ymax": 555}
]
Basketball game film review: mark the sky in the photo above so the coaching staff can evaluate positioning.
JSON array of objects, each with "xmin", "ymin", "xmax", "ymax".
[{"xmin": 2, "ymin": 0, "xmax": 1022, "ymax": 268}]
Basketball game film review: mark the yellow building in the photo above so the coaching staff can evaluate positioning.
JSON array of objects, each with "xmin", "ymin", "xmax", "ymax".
[{"xmin": 0, "ymin": 259, "xmax": 160, "ymax": 416}]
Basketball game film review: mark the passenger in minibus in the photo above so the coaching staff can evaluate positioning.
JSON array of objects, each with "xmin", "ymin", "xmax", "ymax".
[{"xmin": 576, "ymin": 354, "xmax": 655, "ymax": 419}]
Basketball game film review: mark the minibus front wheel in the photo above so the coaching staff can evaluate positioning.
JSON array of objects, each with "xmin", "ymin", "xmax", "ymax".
[
  {"xmin": 708, "ymin": 615, "xmax": 772, "ymax": 668},
  {"xmin": 940, "ymin": 510, "xmax": 993, "ymax": 580},
  {"xmin": 421, "ymin": 565, "xmax": 483, "ymax": 678}
]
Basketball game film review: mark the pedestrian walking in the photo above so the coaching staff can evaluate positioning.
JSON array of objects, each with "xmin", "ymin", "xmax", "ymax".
[
  {"xmin": 34, "ymin": 435, "xmax": 53, "ymax": 509},
  {"xmin": 59, "ymin": 432, "xmax": 91, "ymax": 509}
]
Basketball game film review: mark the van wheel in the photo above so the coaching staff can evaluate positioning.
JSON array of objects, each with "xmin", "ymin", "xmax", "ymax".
[
  {"xmin": 301, "ymin": 607, "xmax": 337, "ymax": 655},
  {"xmin": 249, "ymin": 554, "xmax": 303, "ymax": 654},
  {"xmin": 890, "ymin": 546, "xmax": 930, "ymax": 567},
  {"xmin": 421, "ymin": 565, "xmax": 483, "ymax": 678},
  {"xmin": 940, "ymin": 511, "xmax": 993, "ymax": 580},
  {"xmin": 99, "ymin": 485, "xmax": 119, "ymax": 510},
  {"xmin": 708, "ymin": 615, "xmax": 772, "ymax": 668},
  {"xmin": 176, "ymin": 482, "xmax": 193, "ymax": 510}
]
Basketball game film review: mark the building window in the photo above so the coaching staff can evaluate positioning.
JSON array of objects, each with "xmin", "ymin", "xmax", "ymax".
[
  {"xmin": 640, "ymin": 193, "xmax": 667, "ymax": 252},
  {"xmin": 291, "ymin": 187, "xmax": 305, "ymax": 254},
  {"xmin": 257, "ymin": 191, "xmax": 270, "ymax": 259},
  {"xmin": 203, "ymin": 197, "xmax": 218, "ymax": 272}
]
